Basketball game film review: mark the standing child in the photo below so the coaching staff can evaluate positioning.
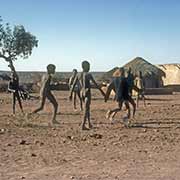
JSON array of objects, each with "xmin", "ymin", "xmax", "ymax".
[
  {"xmin": 134, "ymin": 71, "xmax": 146, "ymax": 108},
  {"xmin": 69, "ymin": 61, "xmax": 105, "ymax": 130},
  {"xmin": 8, "ymin": 62, "xmax": 24, "ymax": 114},
  {"xmin": 69, "ymin": 69, "xmax": 83, "ymax": 111},
  {"xmin": 31, "ymin": 64, "xmax": 59, "ymax": 124},
  {"xmin": 105, "ymin": 67, "xmax": 136, "ymax": 125}
]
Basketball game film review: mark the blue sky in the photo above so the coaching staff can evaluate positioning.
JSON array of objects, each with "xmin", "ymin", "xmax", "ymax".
[{"xmin": 0, "ymin": 0, "xmax": 180, "ymax": 71}]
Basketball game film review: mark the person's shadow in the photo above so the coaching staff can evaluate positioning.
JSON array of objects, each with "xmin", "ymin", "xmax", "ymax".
[{"xmin": 131, "ymin": 117, "xmax": 180, "ymax": 129}]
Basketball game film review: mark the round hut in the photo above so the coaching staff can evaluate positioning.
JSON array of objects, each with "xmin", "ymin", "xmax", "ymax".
[{"xmin": 102, "ymin": 57, "xmax": 165, "ymax": 88}]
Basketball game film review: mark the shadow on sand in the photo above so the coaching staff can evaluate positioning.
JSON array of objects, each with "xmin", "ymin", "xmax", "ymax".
[{"xmin": 131, "ymin": 117, "xmax": 180, "ymax": 129}]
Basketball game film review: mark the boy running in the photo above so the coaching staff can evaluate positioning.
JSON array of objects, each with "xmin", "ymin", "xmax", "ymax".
[
  {"xmin": 105, "ymin": 67, "xmax": 136, "ymax": 125},
  {"xmin": 31, "ymin": 64, "xmax": 59, "ymax": 124}
]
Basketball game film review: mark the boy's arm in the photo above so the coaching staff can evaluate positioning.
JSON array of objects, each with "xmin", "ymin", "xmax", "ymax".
[
  {"xmin": 68, "ymin": 76, "xmax": 73, "ymax": 87},
  {"xmin": 133, "ymin": 78, "xmax": 139, "ymax": 92},
  {"xmin": 104, "ymin": 82, "xmax": 114, "ymax": 102},
  {"xmin": 90, "ymin": 75, "xmax": 106, "ymax": 97},
  {"xmin": 133, "ymin": 85, "xmax": 140, "ymax": 93},
  {"xmin": 69, "ymin": 76, "xmax": 78, "ymax": 100}
]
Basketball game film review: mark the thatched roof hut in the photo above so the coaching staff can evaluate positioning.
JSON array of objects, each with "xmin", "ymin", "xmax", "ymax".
[
  {"xmin": 102, "ymin": 57, "xmax": 165, "ymax": 88},
  {"xmin": 123, "ymin": 57, "xmax": 164, "ymax": 77}
]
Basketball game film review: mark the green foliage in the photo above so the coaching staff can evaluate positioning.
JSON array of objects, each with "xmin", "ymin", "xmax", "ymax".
[{"xmin": 0, "ymin": 16, "xmax": 38, "ymax": 62}]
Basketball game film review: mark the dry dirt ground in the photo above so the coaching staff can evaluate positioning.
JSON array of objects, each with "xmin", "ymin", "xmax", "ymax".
[{"xmin": 0, "ymin": 90, "xmax": 180, "ymax": 180}]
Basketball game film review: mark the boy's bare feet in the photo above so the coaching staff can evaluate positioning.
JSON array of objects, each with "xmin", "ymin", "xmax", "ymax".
[
  {"xmin": 11, "ymin": 113, "xmax": 16, "ymax": 117},
  {"xmin": 109, "ymin": 117, "xmax": 116, "ymax": 124},
  {"xmin": 88, "ymin": 123, "xmax": 93, "ymax": 129},
  {"xmin": 81, "ymin": 126, "xmax": 89, "ymax": 131},
  {"xmin": 106, "ymin": 110, "xmax": 111, "ymax": 119}
]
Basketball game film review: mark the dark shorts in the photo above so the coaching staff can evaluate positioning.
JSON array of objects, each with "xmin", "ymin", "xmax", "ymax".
[{"xmin": 116, "ymin": 94, "xmax": 129, "ymax": 102}]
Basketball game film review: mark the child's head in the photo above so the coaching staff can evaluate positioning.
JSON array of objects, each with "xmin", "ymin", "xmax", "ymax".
[
  {"xmin": 47, "ymin": 64, "xmax": 56, "ymax": 74},
  {"xmin": 82, "ymin": 61, "xmax": 90, "ymax": 72},
  {"xmin": 112, "ymin": 67, "xmax": 125, "ymax": 77},
  {"xmin": 72, "ymin": 69, "xmax": 78, "ymax": 75},
  {"xmin": 113, "ymin": 68, "xmax": 121, "ymax": 77},
  {"xmin": 119, "ymin": 67, "xmax": 125, "ymax": 77}
]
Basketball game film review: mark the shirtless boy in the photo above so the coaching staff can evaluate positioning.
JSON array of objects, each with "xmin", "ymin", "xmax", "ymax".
[
  {"xmin": 31, "ymin": 64, "xmax": 59, "ymax": 124},
  {"xmin": 8, "ymin": 62, "xmax": 24, "ymax": 114},
  {"xmin": 134, "ymin": 71, "xmax": 146, "ymax": 108},
  {"xmin": 69, "ymin": 69, "xmax": 83, "ymax": 111},
  {"xmin": 69, "ymin": 61, "xmax": 105, "ymax": 130},
  {"xmin": 105, "ymin": 67, "xmax": 136, "ymax": 125}
]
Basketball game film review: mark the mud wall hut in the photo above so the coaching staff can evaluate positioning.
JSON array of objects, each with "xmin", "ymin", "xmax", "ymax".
[{"xmin": 157, "ymin": 64, "xmax": 180, "ymax": 86}]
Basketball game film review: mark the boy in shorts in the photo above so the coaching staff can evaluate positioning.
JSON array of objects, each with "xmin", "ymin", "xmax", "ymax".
[{"xmin": 105, "ymin": 67, "xmax": 136, "ymax": 125}]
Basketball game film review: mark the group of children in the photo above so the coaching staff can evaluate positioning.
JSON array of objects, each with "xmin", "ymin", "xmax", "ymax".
[{"xmin": 8, "ymin": 60, "xmax": 146, "ymax": 130}]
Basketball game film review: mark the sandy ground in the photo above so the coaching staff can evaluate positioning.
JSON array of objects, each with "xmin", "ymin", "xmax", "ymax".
[{"xmin": 0, "ymin": 90, "xmax": 180, "ymax": 180}]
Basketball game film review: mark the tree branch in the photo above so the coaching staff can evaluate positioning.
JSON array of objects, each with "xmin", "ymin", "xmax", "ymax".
[
  {"xmin": 0, "ymin": 52, "xmax": 8, "ymax": 60},
  {"xmin": 0, "ymin": 52, "xmax": 12, "ymax": 63}
]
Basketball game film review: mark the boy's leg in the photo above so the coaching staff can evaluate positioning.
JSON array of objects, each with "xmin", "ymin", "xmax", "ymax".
[
  {"xmin": 33, "ymin": 95, "xmax": 46, "ymax": 114},
  {"xmin": 124, "ymin": 101, "xmax": 130, "ymax": 118},
  {"xmin": 106, "ymin": 100, "xmax": 121, "ymax": 120},
  {"xmin": 12, "ymin": 92, "xmax": 16, "ymax": 114},
  {"xmin": 111, "ymin": 101, "xmax": 123, "ymax": 119},
  {"xmin": 77, "ymin": 90, "xmax": 83, "ymax": 111},
  {"xmin": 86, "ymin": 100, "xmax": 92, "ymax": 128},
  {"xmin": 82, "ymin": 97, "xmax": 90, "ymax": 130},
  {"xmin": 106, "ymin": 108, "xmax": 120, "ymax": 120},
  {"xmin": 118, "ymin": 101, "xmax": 130, "ymax": 127},
  {"xmin": 47, "ymin": 92, "xmax": 59, "ymax": 123},
  {"xmin": 106, "ymin": 110, "xmax": 111, "ymax": 119},
  {"xmin": 136, "ymin": 94, "xmax": 139, "ymax": 108},
  {"xmin": 16, "ymin": 91, "xmax": 24, "ymax": 113},
  {"xmin": 128, "ymin": 96, "xmax": 136, "ymax": 117},
  {"xmin": 73, "ymin": 91, "xmax": 77, "ymax": 110}
]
